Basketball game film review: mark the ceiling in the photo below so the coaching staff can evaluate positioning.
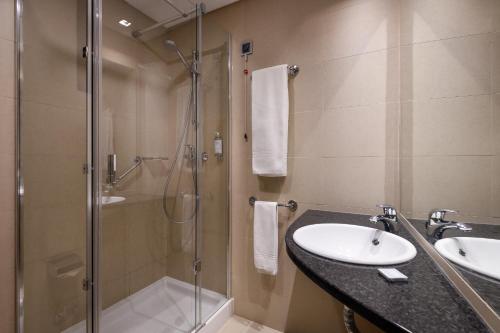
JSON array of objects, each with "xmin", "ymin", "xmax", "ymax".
[{"xmin": 125, "ymin": 0, "xmax": 239, "ymax": 29}]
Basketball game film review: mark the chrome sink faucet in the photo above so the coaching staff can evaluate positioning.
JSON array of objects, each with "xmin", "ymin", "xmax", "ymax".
[
  {"xmin": 426, "ymin": 209, "xmax": 472, "ymax": 240},
  {"xmin": 369, "ymin": 204, "xmax": 400, "ymax": 233}
]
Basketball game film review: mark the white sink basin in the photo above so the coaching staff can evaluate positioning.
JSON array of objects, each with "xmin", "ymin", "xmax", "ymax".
[
  {"xmin": 101, "ymin": 196, "xmax": 125, "ymax": 205},
  {"xmin": 435, "ymin": 237, "xmax": 500, "ymax": 280},
  {"xmin": 293, "ymin": 224, "xmax": 417, "ymax": 265}
]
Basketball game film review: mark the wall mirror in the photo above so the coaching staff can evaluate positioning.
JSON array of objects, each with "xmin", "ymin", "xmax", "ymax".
[{"xmin": 398, "ymin": 5, "xmax": 500, "ymax": 322}]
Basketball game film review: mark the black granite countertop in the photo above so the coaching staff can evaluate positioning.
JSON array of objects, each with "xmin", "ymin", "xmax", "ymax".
[
  {"xmin": 285, "ymin": 210, "xmax": 489, "ymax": 333},
  {"xmin": 409, "ymin": 219, "xmax": 500, "ymax": 315}
]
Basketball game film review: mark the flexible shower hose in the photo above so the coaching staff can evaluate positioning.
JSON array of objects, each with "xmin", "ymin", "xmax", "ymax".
[{"xmin": 162, "ymin": 85, "xmax": 197, "ymax": 224}]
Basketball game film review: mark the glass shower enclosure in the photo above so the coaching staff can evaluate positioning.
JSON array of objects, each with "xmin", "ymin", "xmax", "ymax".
[{"xmin": 16, "ymin": 1, "xmax": 230, "ymax": 332}]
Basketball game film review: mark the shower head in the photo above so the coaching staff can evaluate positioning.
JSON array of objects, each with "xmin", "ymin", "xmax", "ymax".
[{"xmin": 164, "ymin": 39, "xmax": 192, "ymax": 73}]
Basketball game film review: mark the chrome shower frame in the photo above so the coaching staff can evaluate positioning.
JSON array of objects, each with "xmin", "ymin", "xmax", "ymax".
[
  {"xmin": 15, "ymin": 2, "xmax": 232, "ymax": 332},
  {"xmin": 14, "ymin": 0, "xmax": 23, "ymax": 331},
  {"xmin": 15, "ymin": 0, "xmax": 101, "ymax": 332}
]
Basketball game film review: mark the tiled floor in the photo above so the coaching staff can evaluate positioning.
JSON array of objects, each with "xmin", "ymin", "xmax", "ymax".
[{"xmin": 217, "ymin": 316, "xmax": 282, "ymax": 333}]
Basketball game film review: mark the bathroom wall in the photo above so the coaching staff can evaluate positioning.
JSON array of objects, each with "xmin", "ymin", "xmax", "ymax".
[
  {"xmin": 399, "ymin": 0, "xmax": 500, "ymax": 224},
  {"xmin": 203, "ymin": 0, "xmax": 399, "ymax": 331},
  {"xmin": 0, "ymin": 0, "xmax": 15, "ymax": 331}
]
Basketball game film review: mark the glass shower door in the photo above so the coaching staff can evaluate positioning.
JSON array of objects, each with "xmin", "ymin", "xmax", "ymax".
[
  {"xmin": 18, "ymin": 0, "xmax": 91, "ymax": 332},
  {"xmin": 98, "ymin": 2, "xmax": 201, "ymax": 332}
]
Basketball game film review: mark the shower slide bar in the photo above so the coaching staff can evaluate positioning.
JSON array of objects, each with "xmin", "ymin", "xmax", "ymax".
[{"xmin": 249, "ymin": 196, "xmax": 298, "ymax": 212}]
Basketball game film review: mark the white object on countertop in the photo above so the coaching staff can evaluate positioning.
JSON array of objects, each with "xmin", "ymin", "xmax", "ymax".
[
  {"xmin": 378, "ymin": 268, "xmax": 408, "ymax": 282},
  {"xmin": 253, "ymin": 201, "xmax": 278, "ymax": 275},
  {"xmin": 251, "ymin": 64, "xmax": 289, "ymax": 177}
]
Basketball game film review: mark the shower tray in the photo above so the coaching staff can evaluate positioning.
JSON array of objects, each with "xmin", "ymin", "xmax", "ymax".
[{"xmin": 63, "ymin": 276, "xmax": 227, "ymax": 333}]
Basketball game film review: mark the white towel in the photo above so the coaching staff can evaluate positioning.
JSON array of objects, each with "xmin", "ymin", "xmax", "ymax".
[
  {"xmin": 252, "ymin": 64, "xmax": 289, "ymax": 177},
  {"xmin": 253, "ymin": 201, "xmax": 278, "ymax": 275}
]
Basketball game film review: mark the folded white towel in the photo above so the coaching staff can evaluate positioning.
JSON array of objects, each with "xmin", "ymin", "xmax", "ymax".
[
  {"xmin": 253, "ymin": 201, "xmax": 278, "ymax": 275},
  {"xmin": 252, "ymin": 64, "xmax": 289, "ymax": 177}
]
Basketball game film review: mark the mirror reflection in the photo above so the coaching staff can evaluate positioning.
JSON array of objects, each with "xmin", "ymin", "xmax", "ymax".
[{"xmin": 399, "ymin": 2, "xmax": 500, "ymax": 312}]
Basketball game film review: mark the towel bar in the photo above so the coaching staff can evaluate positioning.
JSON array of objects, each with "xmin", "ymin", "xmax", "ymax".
[
  {"xmin": 249, "ymin": 196, "xmax": 298, "ymax": 212},
  {"xmin": 250, "ymin": 65, "xmax": 300, "ymax": 79}
]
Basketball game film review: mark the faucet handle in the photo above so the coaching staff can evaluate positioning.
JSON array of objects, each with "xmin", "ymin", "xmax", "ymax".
[
  {"xmin": 456, "ymin": 223, "xmax": 472, "ymax": 232},
  {"xmin": 428, "ymin": 209, "xmax": 458, "ymax": 224},
  {"xmin": 376, "ymin": 204, "xmax": 396, "ymax": 217}
]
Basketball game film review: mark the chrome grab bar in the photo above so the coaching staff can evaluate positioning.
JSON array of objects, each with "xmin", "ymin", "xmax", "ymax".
[
  {"xmin": 141, "ymin": 156, "xmax": 169, "ymax": 161},
  {"xmin": 112, "ymin": 156, "xmax": 142, "ymax": 185},
  {"xmin": 107, "ymin": 155, "xmax": 169, "ymax": 186},
  {"xmin": 249, "ymin": 196, "xmax": 298, "ymax": 212}
]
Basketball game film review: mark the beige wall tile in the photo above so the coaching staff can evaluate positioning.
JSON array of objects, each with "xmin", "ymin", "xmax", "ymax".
[
  {"xmin": 0, "ymin": 0, "xmax": 14, "ymax": 42},
  {"xmin": 0, "ymin": 97, "xmax": 15, "ymax": 155},
  {"xmin": 322, "ymin": 157, "xmax": 386, "ymax": 211},
  {"xmin": 491, "ymin": 156, "xmax": 500, "ymax": 219},
  {"xmin": 102, "ymin": 277, "xmax": 128, "ymax": 309},
  {"xmin": 401, "ymin": 35, "xmax": 491, "ymax": 101},
  {"xmin": 279, "ymin": 0, "xmax": 332, "ymax": 66},
  {"xmin": 401, "ymin": 95, "xmax": 493, "ymax": 156},
  {"xmin": 0, "ymin": 38, "xmax": 14, "ymax": 99},
  {"xmin": 282, "ymin": 158, "xmax": 325, "ymax": 205},
  {"xmin": 400, "ymin": 0, "xmax": 497, "ymax": 44},
  {"xmin": 22, "ymin": 154, "xmax": 86, "ymax": 210},
  {"xmin": 492, "ymin": 34, "xmax": 500, "ymax": 94},
  {"xmin": 0, "ymin": 211, "xmax": 15, "ymax": 270},
  {"xmin": 494, "ymin": 94, "xmax": 500, "ymax": 155},
  {"xmin": 401, "ymin": 156, "xmax": 492, "ymax": 219},
  {"xmin": 320, "ymin": 104, "xmax": 389, "ymax": 157},
  {"xmin": 0, "ymin": 263, "xmax": 14, "ymax": 333},
  {"xmin": 23, "ymin": 204, "xmax": 85, "ymax": 262},
  {"xmin": 101, "ymin": 206, "xmax": 128, "ymax": 283},
  {"xmin": 21, "ymin": 102, "xmax": 86, "ymax": 157},
  {"xmin": 288, "ymin": 111, "xmax": 322, "ymax": 158},
  {"xmin": 291, "ymin": 63, "xmax": 324, "ymax": 112},
  {"xmin": 323, "ymin": 0, "xmax": 400, "ymax": 59},
  {"xmin": 323, "ymin": 48, "xmax": 399, "ymax": 109}
]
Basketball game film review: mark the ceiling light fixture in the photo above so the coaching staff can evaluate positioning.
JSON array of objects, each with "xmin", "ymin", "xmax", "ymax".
[{"xmin": 118, "ymin": 19, "xmax": 132, "ymax": 27}]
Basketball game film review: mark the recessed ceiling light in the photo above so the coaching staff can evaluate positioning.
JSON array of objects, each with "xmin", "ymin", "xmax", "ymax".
[{"xmin": 119, "ymin": 19, "xmax": 132, "ymax": 27}]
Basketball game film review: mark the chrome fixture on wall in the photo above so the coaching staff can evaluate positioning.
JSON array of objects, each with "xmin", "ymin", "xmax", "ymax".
[
  {"xmin": 369, "ymin": 204, "xmax": 400, "ymax": 233},
  {"xmin": 249, "ymin": 196, "xmax": 298, "ymax": 212},
  {"xmin": 287, "ymin": 65, "xmax": 299, "ymax": 78},
  {"xmin": 164, "ymin": 39, "xmax": 199, "ymax": 74},
  {"xmin": 106, "ymin": 154, "xmax": 169, "ymax": 186},
  {"xmin": 426, "ymin": 209, "xmax": 472, "ymax": 240}
]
